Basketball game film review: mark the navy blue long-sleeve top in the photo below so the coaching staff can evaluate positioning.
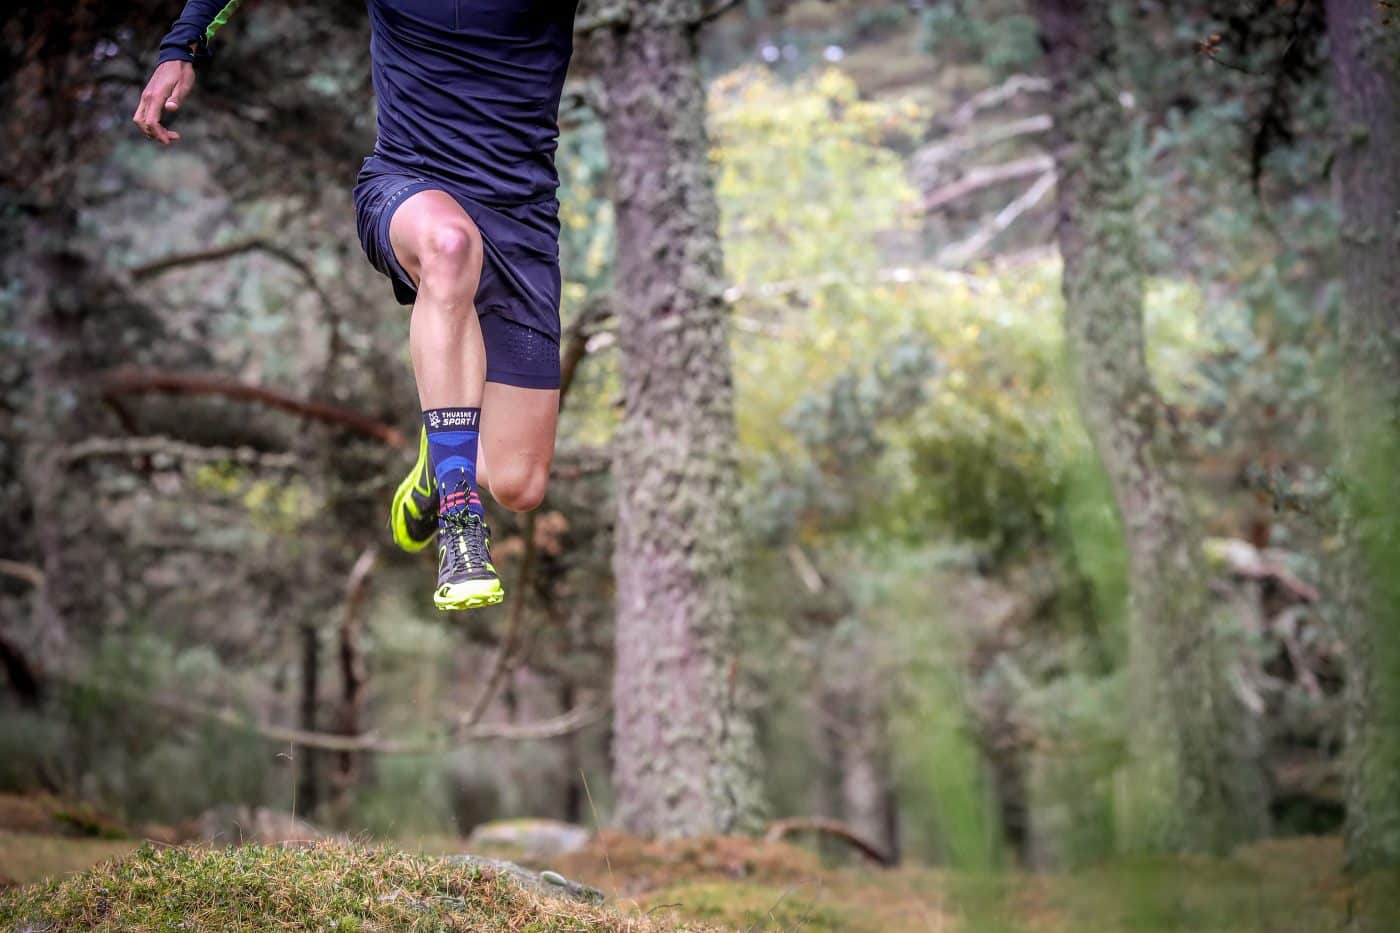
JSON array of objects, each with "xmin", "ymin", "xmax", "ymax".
[{"xmin": 158, "ymin": 1, "xmax": 578, "ymax": 206}]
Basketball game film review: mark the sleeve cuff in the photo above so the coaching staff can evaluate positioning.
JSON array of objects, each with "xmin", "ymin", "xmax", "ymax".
[{"xmin": 157, "ymin": 47, "xmax": 196, "ymax": 64}]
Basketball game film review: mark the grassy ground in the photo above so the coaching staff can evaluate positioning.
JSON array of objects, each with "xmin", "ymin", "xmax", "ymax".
[
  {"xmin": 3, "ymin": 807, "xmax": 1399, "ymax": 931},
  {"xmin": 0, "ymin": 842, "xmax": 688, "ymax": 932},
  {"xmin": 542, "ymin": 833, "xmax": 1400, "ymax": 932}
]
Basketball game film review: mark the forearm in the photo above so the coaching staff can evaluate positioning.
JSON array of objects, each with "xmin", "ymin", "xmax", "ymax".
[{"xmin": 158, "ymin": 0, "xmax": 244, "ymax": 64}]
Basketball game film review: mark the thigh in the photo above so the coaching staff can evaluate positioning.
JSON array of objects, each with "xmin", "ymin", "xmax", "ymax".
[
  {"xmin": 387, "ymin": 188, "xmax": 482, "ymax": 286},
  {"xmin": 478, "ymin": 381, "xmax": 560, "ymax": 486}
]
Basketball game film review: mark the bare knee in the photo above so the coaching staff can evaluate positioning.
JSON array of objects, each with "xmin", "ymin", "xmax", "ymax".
[
  {"xmin": 489, "ymin": 462, "xmax": 549, "ymax": 513},
  {"xmin": 417, "ymin": 222, "xmax": 482, "ymax": 296}
]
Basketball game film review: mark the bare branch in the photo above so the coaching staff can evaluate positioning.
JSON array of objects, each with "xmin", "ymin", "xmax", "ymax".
[
  {"xmin": 937, "ymin": 171, "xmax": 1057, "ymax": 267},
  {"xmin": 100, "ymin": 369, "xmax": 406, "ymax": 447},
  {"xmin": 914, "ymin": 115, "xmax": 1052, "ymax": 176},
  {"xmin": 945, "ymin": 74, "xmax": 1051, "ymax": 130},
  {"xmin": 764, "ymin": 818, "xmax": 894, "ymax": 867},
  {"xmin": 0, "ymin": 560, "xmax": 45, "ymax": 589},
  {"xmin": 920, "ymin": 155, "xmax": 1055, "ymax": 214},
  {"xmin": 461, "ymin": 511, "xmax": 538, "ymax": 726},
  {"xmin": 128, "ymin": 237, "xmax": 275, "ymax": 280},
  {"xmin": 786, "ymin": 544, "xmax": 826, "ymax": 596},
  {"xmin": 696, "ymin": 0, "xmax": 742, "ymax": 26},
  {"xmin": 190, "ymin": 695, "xmax": 610, "ymax": 752}
]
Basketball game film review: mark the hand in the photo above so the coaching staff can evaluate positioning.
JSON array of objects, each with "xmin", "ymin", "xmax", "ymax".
[{"xmin": 132, "ymin": 60, "xmax": 196, "ymax": 145}]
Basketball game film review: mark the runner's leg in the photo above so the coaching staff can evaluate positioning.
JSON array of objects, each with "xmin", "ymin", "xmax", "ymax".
[
  {"xmin": 388, "ymin": 190, "xmax": 487, "ymax": 410},
  {"xmin": 478, "ymin": 382, "xmax": 559, "ymax": 513}
]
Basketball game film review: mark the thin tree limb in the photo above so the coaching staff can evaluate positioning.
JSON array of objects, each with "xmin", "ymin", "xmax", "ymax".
[
  {"xmin": 331, "ymin": 545, "xmax": 378, "ymax": 801},
  {"xmin": 100, "ymin": 369, "xmax": 406, "ymax": 447},
  {"xmin": 920, "ymin": 155, "xmax": 1055, "ymax": 214},
  {"xmin": 914, "ymin": 115, "xmax": 1053, "ymax": 174},
  {"xmin": 0, "ymin": 560, "xmax": 46, "ymax": 589},
  {"xmin": 945, "ymin": 74, "xmax": 1051, "ymax": 130},
  {"xmin": 937, "ymin": 171, "xmax": 1057, "ymax": 267},
  {"xmin": 764, "ymin": 818, "xmax": 894, "ymax": 867},
  {"xmin": 190, "ymin": 694, "xmax": 610, "ymax": 752}
]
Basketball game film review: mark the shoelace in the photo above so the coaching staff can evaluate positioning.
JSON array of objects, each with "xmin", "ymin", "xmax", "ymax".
[{"xmin": 441, "ymin": 510, "xmax": 489, "ymax": 575}]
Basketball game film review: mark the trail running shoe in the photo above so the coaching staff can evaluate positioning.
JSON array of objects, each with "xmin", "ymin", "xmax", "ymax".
[
  {"xmin": 434, "ymin": 509, "xmax": 504, "ymax": 611},
  {"xmin": 390, "ymin": 427, "xmax": 438, "ymax": 553}
]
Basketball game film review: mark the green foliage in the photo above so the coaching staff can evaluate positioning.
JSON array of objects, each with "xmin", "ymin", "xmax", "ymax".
[
  {"xmin": 917, "ymin": 2, "xmax": 1040, "ymax": 79},
  {"xmin": 0, "ymin": 629, "xmax": 274, "ymax": 825}
]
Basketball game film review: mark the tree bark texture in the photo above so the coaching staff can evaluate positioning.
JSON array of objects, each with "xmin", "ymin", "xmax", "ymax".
[
  {"xmin": 595, "ymin": 0, "xmax": 765, "ymax": 837},
  {"xmin": 1032, "ymin": 0, "xmax": 1268, "ymax": 853},
  {"xmin": 1324, "ymin": 0, "xmax": 1400, "ymax": 872}
]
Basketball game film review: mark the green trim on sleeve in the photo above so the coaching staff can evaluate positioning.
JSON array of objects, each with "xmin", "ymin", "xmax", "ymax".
[{"xmin": 205, "ymin": 0, "xmax": 245, "ymax": 42}]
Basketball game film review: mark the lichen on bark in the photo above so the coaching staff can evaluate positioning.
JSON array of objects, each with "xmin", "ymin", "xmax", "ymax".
[
  {"xmin": 1324, "ymin": 0, "xmax": 1400, "ymax": 872},
  {"xmin": 593, "ymin": 1, "xmax": 766, "ymax": 837}
]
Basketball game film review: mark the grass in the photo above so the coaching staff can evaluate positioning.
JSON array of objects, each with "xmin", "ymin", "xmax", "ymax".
[
  {"xmin": 0, "ymin": 830, "xmax": 139, "ymax": 888},
  {"xmin": 5, "ymin": 825, "xmax": 1400, "ymax": 932},
  {"xmin": 0, "ymin": 842, "xmax": 693, "ymax": 932}
]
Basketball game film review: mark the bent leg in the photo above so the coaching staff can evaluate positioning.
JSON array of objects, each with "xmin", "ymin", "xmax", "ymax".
[
  {"xmin": 479, "ymin": 382, "xmax": 559, "ymax": 513},
  {"xmin": 388, "ymin": 189, "xmax": 487, "ymax": 410}
]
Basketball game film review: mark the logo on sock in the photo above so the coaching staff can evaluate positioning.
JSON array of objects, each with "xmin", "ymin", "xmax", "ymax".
[
  {"xmin": 427, "ymin": 411, "xmax": 442, "ymax": 429},
  {"xmin": 439, "ymin": 409, "xmax": 479, "ymax": 429}
]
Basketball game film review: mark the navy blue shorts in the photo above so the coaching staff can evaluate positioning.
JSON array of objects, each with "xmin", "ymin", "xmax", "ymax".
[{"xmin": 353, "ymin": 169, "xmax": 562, "ymax": 390}]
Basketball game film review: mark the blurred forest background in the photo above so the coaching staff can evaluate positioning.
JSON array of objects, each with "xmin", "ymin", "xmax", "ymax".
[{"xmin": 2, "ymin": 0, "xmax": 1399, "ymax": 929}]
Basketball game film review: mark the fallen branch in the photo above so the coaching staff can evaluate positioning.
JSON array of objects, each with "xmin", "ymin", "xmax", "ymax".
[
  {"xmin": 764, "ymin": 818, "xmax": 894, "ymax": 867},
  {"xmin": 914, "ymin": 115, "xmax": 1052, "ymax": 176},
  {"xmin": 100, "ymin": 369, "xmax": 405, "ymax": 447},
  {"xmin": 331, "ymin": 545, "xmax": 378, "ymax": 798},
  {"xmin": 945, "ymin": 74, "xmax": 1051, "ymax": 130},
  {"xmin": 937, "ymin": 171, "xmax": 1056, "ymax": 267},
  {"xmin": 1205, "ymin": 537, "xmax": 1320, "ymax": 603},
  {"xmin": 920, "ymin": 154, "xmax": 1055, "ymax": 214},
  {"xmin": 58, "ymin": 669, "xmax": 608, "ymax": 753},
  {"xmin": 0, "ymin": 560, "xmax": 45, "ymax": 589}
]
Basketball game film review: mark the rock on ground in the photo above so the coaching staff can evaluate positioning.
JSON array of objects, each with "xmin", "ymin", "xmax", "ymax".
[
  {"xmin": 445, "ymin": 854, "xmax": 603, "ymax": 905},
  {"xmin": 466, "ymin": 818, "xmax": 591, "ymax": 859}
]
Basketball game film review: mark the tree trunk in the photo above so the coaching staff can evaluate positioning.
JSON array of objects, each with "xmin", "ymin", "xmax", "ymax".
[
  {"xmin": 1324, "ymin": 0, "xmax": 1400, "ymax": 872},
  {"xmin": 297, "ymin": 623, "xmax": 321, "ymax": 819},
  {"xmin": 818, "ymin": 630, "xmax": 899, "ymax": 861},
  {"xmin": 1032, "ymin": 0, "xmax": 1268, "ymax": 853},
  {"xmin": 594, "ymin": 1, "xmax": 765, "ymax": 837}
]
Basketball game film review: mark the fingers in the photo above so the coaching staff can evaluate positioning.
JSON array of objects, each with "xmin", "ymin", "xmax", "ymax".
[
  {"xmin": 132, "ymin": 62, "xmax": 194, "ymax": 145},
  {"xmin": 165, "ymin": 67, "xmax": 196, "ymax": 113},
  {"xmin": 133, "ymin": 81, "xmax": 176, "ymax": 144}
]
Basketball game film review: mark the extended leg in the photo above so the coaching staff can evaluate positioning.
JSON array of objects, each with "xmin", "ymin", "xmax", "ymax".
[
  {"xmin": 389, "ymin": 190, "xmax": 487, "ymax": 411},
  {"xmin": 388, "ymin": 189, "xmax": 502, "ymax": 610}
]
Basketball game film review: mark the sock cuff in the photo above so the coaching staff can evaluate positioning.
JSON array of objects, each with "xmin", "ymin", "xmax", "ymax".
[{"xmin": 423, "ymin": 407, "xmax": 480, "ymax": 432}]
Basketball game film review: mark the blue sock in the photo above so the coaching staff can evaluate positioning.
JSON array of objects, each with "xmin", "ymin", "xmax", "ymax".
[{"xmin": 423, "ymin": 407, "xmax": 484, "ymax": 518}]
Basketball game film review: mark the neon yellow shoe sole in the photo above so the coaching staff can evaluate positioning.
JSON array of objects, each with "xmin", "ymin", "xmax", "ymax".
[
  {"xmin": 390, "ymin": 428, "xmax": 437, "ymax": 554},
  {"xmin": 434, "ymin": 578, "xmax": 506, "ymax": 611}
]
